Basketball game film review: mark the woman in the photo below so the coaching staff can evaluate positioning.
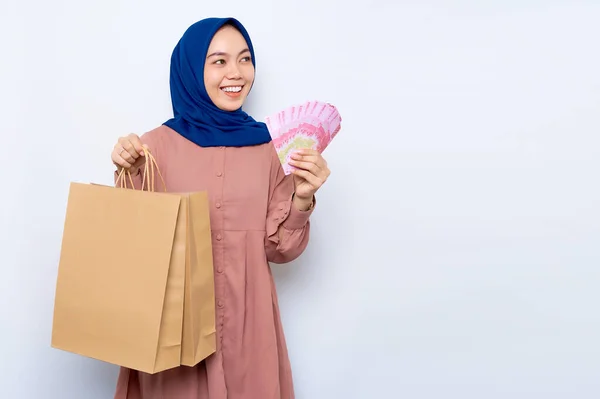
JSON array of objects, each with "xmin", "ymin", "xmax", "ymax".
[{"xmin": 110, "ymin": 17, "xmax": 330, "ymax": 399}]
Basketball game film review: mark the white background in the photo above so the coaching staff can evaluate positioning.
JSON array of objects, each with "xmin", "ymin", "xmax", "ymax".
[{"xmin": 1, "ymin": 0, "xmax": 600, "ymax": 398}]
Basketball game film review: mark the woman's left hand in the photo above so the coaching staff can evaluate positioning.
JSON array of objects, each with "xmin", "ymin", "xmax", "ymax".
[{"xmin": 289, "ymin": 149, "xmax": 330, "ymax": 208}]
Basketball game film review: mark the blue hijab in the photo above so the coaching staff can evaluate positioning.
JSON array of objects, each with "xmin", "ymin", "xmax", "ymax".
[{"xmin": 163, "ymin": 17, "xmax": 272, "ymax": 147}]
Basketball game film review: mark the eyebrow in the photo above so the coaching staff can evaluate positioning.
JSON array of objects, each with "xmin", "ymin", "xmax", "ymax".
[{"xmin": 206, "ymin": 48, "xmax": 250, "ymax": 59}]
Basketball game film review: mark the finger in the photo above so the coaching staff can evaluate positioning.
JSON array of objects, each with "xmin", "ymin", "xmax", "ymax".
[
  {"xmin": 289, "ymin": 152, "xmax": 317, "ymax": 165},
  {"xmin": 291, "ymin": 168, "xmax": 323, "ymax": 188},
  {"xmin": 119, "ymin": 139, "xmax": 140, "ymax": 162},
  {"xmin": 290, "ymin": 149, "xmax": 318, "ymax": 159},
  {"xmin": 288, "ymin": 159, "xmax": 321, "ymax": 176},
  {"xmin": 290, "ymin": 150, "xmax": 326, "ymax": 168},
  {"xmin": 115, "ymin": 143, "xmax": 137, "ymax": 164},
  {"xmin": 112, "ymin": 154, "xmax": 133, "ymax": 169},
  {"xmin": 290, "ymin": 155, "xmax": 328, "ymax": 178},
  {"xmin": 127, "ymin": 134, "xmax": 146, "ymax": 156},
  {"xmin": 295, "ymin": 148, "xmax": 319, "ymax": 156},
  {"xmin": 297, "ymin": 149, "xmax": 326, "ymax": 166}
]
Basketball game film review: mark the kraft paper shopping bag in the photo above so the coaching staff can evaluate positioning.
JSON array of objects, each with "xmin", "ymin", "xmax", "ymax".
[
  {"xmin": 180, "ymin": 191, "xmax": 216, "ymax": 366},
  {"xmin": 51, "ymin": 149, "xmax": 216, "ymax": 374}
]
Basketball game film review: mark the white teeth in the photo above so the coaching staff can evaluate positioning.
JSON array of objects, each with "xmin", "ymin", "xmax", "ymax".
[{"xmin": 222, "ymin": 86, "xmax": 242, "ymax": 92}]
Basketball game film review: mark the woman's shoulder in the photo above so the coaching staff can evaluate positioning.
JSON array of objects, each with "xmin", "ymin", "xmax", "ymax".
[{"xmin": 139, "ymin": 124, "xmax": 171, "ymax": 146}]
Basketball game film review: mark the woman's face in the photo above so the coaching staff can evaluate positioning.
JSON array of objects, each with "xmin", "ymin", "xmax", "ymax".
[{"xmin": 204, "ymin": 25, "xmax": 255, "ymax": 111}]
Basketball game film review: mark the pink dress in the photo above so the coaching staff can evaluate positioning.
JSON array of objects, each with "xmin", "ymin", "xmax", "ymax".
[{"xmin": 113, "ymin": 125, "xmax": 313, "ymax": 399}]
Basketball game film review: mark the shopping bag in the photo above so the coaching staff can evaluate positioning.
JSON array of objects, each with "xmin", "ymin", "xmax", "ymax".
[
  {"xmin": 51, "ymin": 149, "xmax": 216, "ymax": 374},
  {"xmin": 134, "ymin": 151, "xmax": 217, "ymax": 367},
  {"xmin": 135, "ymin": 156, "xmax": 217, "ymax": 366},
  {"xmin": 180, "ymin": 191, "xmax": 216, "ymax": 366}
]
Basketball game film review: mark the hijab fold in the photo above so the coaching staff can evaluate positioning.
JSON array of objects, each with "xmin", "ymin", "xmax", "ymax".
[{"xmin": 163, "ymin": 17, "xmax": 272, "ymax": 147}]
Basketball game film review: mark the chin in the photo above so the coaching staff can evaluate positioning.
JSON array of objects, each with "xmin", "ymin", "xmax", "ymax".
[
  {"xmin": 216, "ymin": 94, "xmax": 248, "ymax": 112},
  {"xmin": 215, "ymin": 101, "xmax": 244, "ymax": 112}
]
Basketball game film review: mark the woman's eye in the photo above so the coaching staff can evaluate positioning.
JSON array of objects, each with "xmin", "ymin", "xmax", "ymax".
[
  {"xmin": 241, "ymin": 56, "xmax": 251, "ymax": 62},
  {"xmin": 214, "ymin": 59, "xmax": 225, "ymax": 65}
]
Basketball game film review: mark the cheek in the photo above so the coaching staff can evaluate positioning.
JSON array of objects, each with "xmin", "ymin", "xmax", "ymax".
[
  {"xmin": 243, "ymin": 65, "xmax": 255, "ymax": 85},
  {"xmin": 204, "ymin": 70, "xmax": 222, "ymax": 91}
]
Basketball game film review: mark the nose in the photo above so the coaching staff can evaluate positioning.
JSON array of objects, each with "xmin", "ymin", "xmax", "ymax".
[{"xmin": 226, "ymin": 63, "xmax": 242, "ymax": 79}]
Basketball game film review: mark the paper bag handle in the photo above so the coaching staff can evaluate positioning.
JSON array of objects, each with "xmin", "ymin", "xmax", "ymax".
[{"xmin": 115, "ymin": 146, "xmax": 166, "ymax": 192}]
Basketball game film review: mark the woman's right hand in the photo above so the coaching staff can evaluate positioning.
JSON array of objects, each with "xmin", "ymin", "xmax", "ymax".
[{"xmin": 111, "ymin": 133, "xmax": 147, "ymax": 175}]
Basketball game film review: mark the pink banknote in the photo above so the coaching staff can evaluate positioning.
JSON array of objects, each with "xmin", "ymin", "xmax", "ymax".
[{"xmin": 264, "ymin": 100, "xmax": 342, "ymax": 175}]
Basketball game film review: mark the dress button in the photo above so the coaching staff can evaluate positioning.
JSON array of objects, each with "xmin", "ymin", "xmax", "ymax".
[
  {"xmin": 217, "ymin": 300, "xmax": 224, "ymax": 308},
  {"xmin": 217, "ymin": 267, "xmax": 223, "ymax": 273},
  {"xmin": 215, "ymin": 202, "xmax": 221, "ymax": 209},
  {"xmin": 216, "ymin": 233, "xmax": 222, "ymax": 241},
  {"xmin": 216, "ymin": 171, "xmax": 223, "ymax": 177}
]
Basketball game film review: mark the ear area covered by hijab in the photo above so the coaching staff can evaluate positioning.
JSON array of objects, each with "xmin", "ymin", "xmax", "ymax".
[{"xmin": 163, "ymin": 17, "xmax": 272, "ymax": 148}]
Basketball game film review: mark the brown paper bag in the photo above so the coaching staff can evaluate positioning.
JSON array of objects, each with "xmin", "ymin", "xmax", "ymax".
[
  {"xmin": 51, "ymin": 150, "xmax": 216, "ymax": 374},
  {"xmin": 180, "ymin": 192, "xmax": 216, "ymax": 366}
]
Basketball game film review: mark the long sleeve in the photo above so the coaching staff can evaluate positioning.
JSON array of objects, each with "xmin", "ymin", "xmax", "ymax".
[{"xmin": 264, "ymin": 146, "xmax": 315, "ymax": 264}]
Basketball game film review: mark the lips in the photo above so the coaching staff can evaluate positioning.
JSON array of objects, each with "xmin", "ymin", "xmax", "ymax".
[
  {"xmin": 220, "ymin": 85, "xmax": 244, "ymax": 99},
  {"xmin": 221, "ymin": 85, "xmax": 243, "ymax": 93}
]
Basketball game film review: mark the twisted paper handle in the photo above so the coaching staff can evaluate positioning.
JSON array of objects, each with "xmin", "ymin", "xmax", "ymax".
[{"xmin": 115, "ymin": 146, "xmax": 166, "ymax": 192}]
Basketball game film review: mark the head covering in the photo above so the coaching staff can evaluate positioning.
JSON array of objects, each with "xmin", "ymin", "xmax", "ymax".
[{"xmin": 163, "ymin": 17, "xmax": 272, "ymax": 147}]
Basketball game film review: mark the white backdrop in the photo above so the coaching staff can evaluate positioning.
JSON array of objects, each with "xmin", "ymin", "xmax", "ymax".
[{"xmin": 1, "ymin": 1, "xmax": 600, "ymax": 398}]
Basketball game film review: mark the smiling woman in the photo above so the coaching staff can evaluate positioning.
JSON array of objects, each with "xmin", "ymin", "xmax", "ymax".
[
  {"xmin": 108, "ymin": 17, "xmax": 332, "ymax": 399},
  {"xmin": 204, "ymin": 25, "xmax": 255, "ymax": 111}
]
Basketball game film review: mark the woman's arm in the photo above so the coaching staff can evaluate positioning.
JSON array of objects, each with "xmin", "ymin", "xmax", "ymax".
[{"xmin": 264, "ymin": 147, "xmax": 316, "ymax": 264}]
